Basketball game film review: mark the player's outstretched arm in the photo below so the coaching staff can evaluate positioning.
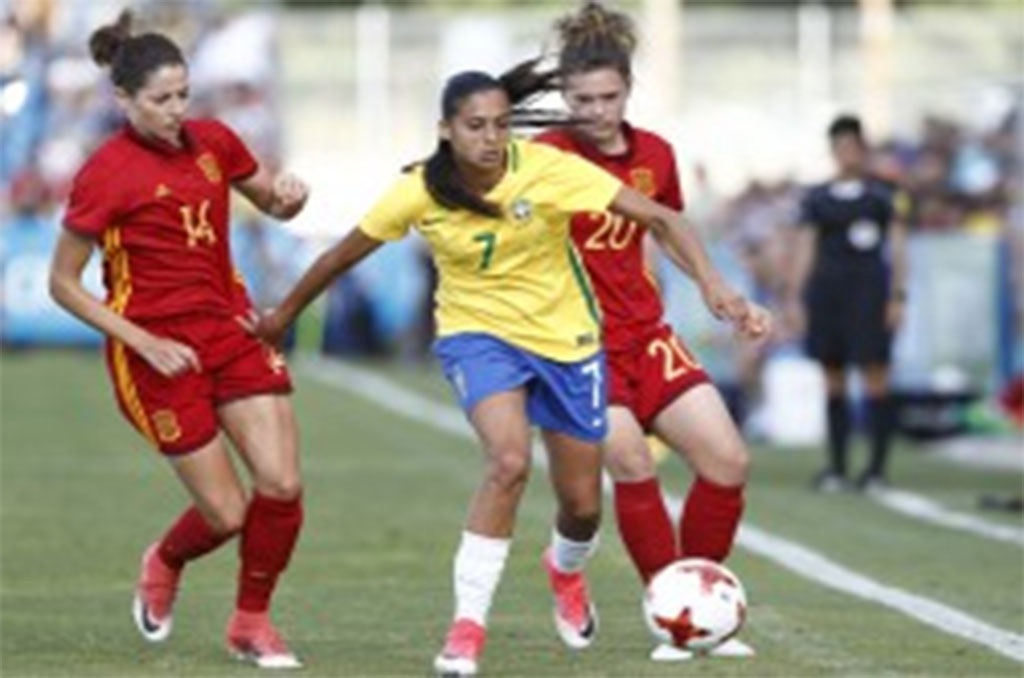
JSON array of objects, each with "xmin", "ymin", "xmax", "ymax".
[
  {"xmin": 610, "ymin": 187, "xmax": 741, "ymax": 314},
  {"xmin": 254, "ymin": 227, "xmax": 383, "ymax": 346}
]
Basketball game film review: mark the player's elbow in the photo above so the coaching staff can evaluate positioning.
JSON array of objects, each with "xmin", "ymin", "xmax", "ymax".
[{"xmin": 48, "ymin": 270, "xmax": 73, "ymax": 310}]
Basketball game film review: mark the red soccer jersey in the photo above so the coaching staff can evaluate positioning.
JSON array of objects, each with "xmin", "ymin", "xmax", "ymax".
[
  {"xmin": 536, "ymin": 124, "xmax": 684, "ymax": 351},
  {"xmin": 64, "ymin": 119, "xmax": 258, "ymax": 322}
]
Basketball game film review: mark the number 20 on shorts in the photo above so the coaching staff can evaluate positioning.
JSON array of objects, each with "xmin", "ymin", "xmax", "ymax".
[{"xmin": 647, "ymin": 335, "xmax": 698, "ymax": 381}]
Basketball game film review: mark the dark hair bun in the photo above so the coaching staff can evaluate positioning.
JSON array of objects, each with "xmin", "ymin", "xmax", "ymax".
[{"xmin": 89, "ymin": 9, "xmax": 133, "ymax": 67}]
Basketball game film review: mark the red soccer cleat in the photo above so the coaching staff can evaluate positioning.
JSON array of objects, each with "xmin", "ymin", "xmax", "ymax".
[{"xmin": 131, "ymin": 543, "xmax": 179, "ymax": 643}]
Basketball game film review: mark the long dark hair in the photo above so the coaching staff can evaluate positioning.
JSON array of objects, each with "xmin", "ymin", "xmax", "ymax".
[
  {"xmin": 89, "ymin": 10, "xmax": 185, "ymax": 95},
  {"xmin": 422, "ymin": 60, "xmax": 563, "ymax": 219},
  {"xmin": 554, "ymin": 1, "xmax": 637, "ymax": 83}
]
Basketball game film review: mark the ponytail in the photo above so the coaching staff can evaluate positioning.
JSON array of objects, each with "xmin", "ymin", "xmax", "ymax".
[{"xmin": 420, "ymin": 61, "xmax": 571, "ymax": 218}]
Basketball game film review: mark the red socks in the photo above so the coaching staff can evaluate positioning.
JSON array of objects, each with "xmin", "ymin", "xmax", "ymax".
[
  {"xmin": 157, "ymin": 506, "xmax": 235, "ymax": 571},
  {"xmin": 680, "ymin": 476, "xmax": 744, "ymax": 562},
  {"xmin": 613, "ymin": 478, "xmax": 677, "ymax": 583},
  {"xmin": 237, "ymin": 493, "xmax": 304, "ymax": 613}
]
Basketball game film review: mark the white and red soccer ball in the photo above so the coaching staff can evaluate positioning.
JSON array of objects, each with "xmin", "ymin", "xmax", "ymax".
[{"xmin": 642, "ymin": 558, "xmax": 748, "ymax": 652}]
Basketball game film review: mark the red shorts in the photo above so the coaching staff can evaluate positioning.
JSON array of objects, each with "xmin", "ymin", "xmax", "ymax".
[
  {"xmin": 105, "ymin": 314, "xmax": 292, "ymax": 455},
  {"xmin": 608, "ymin": 324, "xmax": 709, "ymax": 431}
]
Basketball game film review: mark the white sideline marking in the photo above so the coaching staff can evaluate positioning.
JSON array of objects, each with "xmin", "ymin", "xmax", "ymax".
[
  {"xmin": 870, "ymin": 488, "xmax": 1024, "ymax": 546},
  {"xmin": 301, "ymin": 357, "xmax": 1024, "ymax": 663}
]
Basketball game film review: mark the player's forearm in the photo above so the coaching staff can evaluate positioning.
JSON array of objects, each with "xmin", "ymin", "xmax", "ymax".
[
  {"xmin": 277, "ymin": 227, "xmax": 382, "ymax": 325},
  {"xmin": 49, "ymin": 274, "xmax": 150, "ymax": 349},
  {"xmin": 650, "ymin": 212, "xmax": 720, "ymax": 290},
  {"xmin": 650, "ymin": 228, "xmax": 695, "ymax": 279}
]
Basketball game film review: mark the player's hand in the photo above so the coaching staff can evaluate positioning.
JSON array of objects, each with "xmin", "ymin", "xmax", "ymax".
[
  {"xmin": 135, "ymin": 334, "xmax": 201, "ymax": 378},
  {"xmin": 781, "ymin": 298, "xmax": 806, "ymax": 338},
  {"xmin": 735, "ymin": 301, "xmax": 773, "ymax": 341},
  {"xmin": 885, "ymin": 298, "xmax": 905, "ymax": 331},
  {"xmin": 700, "ymin": 276, "xmax": 749, "ymax": 325},
  {"xmin": 235, "ymin": 308, "xmax": 260, "ymax": 334},
  {"xmin": 271, "ymin": 173, "xmax": 309, "ymax": 219},
  {"xmin": 252, "ymin": 307, "xmax": 290, "ymax": 348}
]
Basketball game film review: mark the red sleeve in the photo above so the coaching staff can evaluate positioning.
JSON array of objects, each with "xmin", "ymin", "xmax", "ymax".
[
  {"xmin": 660, "ymin": 146, "xmax": 685, "ymax": 212},
  {"xmin": 63, "ymin": 161, "xmax": 118, "ymax": 238},
  {"xmin": 197, "ymin": 119, "xmax": 259, "ymax": 183}
]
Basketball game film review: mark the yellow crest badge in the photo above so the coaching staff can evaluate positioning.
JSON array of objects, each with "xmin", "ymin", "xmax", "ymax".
[
  {"xmin": 151, "ymin": 409, "xmax": 182, "ymax": 443},
  {"xmin": 630, "ymin": 168, "xmax": 656, "ymax": 197},
  {"xmin": 196, "ymin": 153, "xmax": 223, "ymax": 184}
]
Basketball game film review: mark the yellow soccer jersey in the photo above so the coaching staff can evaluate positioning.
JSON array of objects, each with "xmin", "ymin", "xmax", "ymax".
[{"xmin": 360, "ymin": 139, "xmax": 622, "ymax": 362}]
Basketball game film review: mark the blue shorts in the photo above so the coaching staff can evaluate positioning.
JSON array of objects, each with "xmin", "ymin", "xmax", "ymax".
[{"xmin": 434, "ymin": 333, "xmax": 608, "ymax": 443}]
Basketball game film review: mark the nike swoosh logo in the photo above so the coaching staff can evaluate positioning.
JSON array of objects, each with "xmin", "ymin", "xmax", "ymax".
[{"xmin": 140, "ymin": 601, "xmax": 162, "ymax": 634}]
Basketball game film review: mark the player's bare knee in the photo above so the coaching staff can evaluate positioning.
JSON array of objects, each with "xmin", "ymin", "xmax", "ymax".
[
  {"xmin": 255, "ymin": 476, "xmax": 303, "ymax": 502},
  {"xmin": 485, "ymin": 447, "xmax": 531, "ymax": 492},
  {"xmin": 204, "ymin": 499, "xmax": 246, "ymax": 535},
  {"xmin": 719, "ymin": 442, "xmax": 750, "ymax": 486},
  {"xmin": 604, "ymin": 445, "xmax": 655, "ymax": 482}
]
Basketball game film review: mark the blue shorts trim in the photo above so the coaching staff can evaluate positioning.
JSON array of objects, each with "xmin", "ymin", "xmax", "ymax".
[{"xmin": 433, "ymin": 333, "xmax": 607, "ymax": 442}]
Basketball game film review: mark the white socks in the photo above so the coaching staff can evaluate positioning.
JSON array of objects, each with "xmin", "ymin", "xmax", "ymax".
[
  {"xmin": 453, "ymin": 531, "xmax": 511, "ymax": 626},
  {"xmin": 549, "ymin": 529, "xmax": 599, "ymax": 574}
]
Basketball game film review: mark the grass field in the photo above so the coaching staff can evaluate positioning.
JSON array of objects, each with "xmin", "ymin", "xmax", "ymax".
[{"xmin": 2, "ymin": 350, "xmax": 1022, "ymax": 676}]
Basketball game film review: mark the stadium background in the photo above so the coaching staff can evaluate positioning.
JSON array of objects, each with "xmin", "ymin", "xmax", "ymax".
[{"xmin": 1, "ymin": 1, "xmax": 1022, "ymax": 676}]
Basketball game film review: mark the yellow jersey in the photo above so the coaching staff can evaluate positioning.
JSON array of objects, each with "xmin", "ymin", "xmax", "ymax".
[{"xmin": 360, "ymin": 139, "xmax": 622, "ymax": 362}]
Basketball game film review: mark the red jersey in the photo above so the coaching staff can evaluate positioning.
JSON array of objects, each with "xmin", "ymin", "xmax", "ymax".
[
  {"xmin": 64, "ymin": 119, "xmax": 257, "ymax": 322},
  {"xmin": 535, "ymin": 124, "xmax": 684, "ymax": 351}
]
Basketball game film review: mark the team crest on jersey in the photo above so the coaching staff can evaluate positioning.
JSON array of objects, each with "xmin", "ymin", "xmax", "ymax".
[
  {"xmin": 630, "ymin": 168, "xmax": 656, "ymax": 197},
  {"xmin": 196, "ymin": 153, "xmax": 222, "ymax": 184},
  {"xmin": 151, "ymin": 410, "xmax": 182, "ymax": 443},
  {"xmin": 511, "ymin": 198, "xmax": 533, "ymax": 222}
]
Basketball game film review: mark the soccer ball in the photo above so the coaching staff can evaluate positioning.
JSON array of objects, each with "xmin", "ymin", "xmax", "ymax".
[{"xmin": 642, "ymin": 558, "xmax": 747, "ymax": 652}]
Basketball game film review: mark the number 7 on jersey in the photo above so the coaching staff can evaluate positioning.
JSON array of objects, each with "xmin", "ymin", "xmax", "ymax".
[{"xmin": 473, "ymin": 232, "xmax": 497, "ymax": 271}]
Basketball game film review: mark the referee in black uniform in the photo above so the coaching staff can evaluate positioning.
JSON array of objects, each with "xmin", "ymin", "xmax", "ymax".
[{"xmin": 787, "ymin": 115, "xmax": 908, "ymax": 492}]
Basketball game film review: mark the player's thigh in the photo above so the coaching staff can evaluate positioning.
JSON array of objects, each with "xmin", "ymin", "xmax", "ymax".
[
  {"xmin": 212, "ymin": 324, "xmax": 298, "ymax": 499},
  {"xmin": 218, "ymin": 394, "xmax": 301, "ymax": 500},
  {"xmin": 633, "ymin": 325, "xmax": 709, "ymax": 426},
  {"xmin": 105, "ymin": 336, "xmax": 219, "ymax": 455},
  {"xmin": 168, "ymin": 436, "xmax": 248, "ymax": 533},
  {"xmin": 651, "ymin": 383, "xmax": 749, "ymax": 486},
  {"xmin": 603, "ymin": 405, "xmax": 657, "ymax": 482},
  {"xmin": 469, "ymin": 389, "xmax": 533, "ymax": 475}
]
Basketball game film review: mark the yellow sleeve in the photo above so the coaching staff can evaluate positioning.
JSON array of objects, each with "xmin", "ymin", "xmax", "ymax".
[
  {"xmin": 359, "ymin": 171, "xmax": 431, "ymax": 241},
  {"xmin": 533, "ymin": 143, "xmax": 622, "ymax": 214}
]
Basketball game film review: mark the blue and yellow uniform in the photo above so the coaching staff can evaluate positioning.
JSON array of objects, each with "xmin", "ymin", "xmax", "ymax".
[{"xmin": 359, "ymin": 139, "xmax": 622, "ymax": 439}]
